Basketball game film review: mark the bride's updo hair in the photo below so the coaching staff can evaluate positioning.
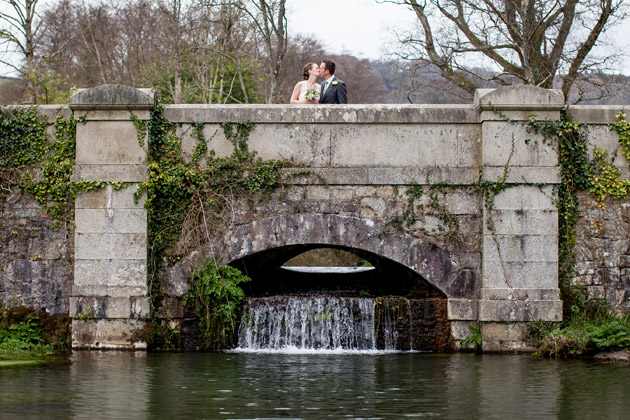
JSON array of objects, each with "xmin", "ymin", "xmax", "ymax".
[{"xmin": 302, "ymin": 62, "xmax": 316, "ymax": 80}]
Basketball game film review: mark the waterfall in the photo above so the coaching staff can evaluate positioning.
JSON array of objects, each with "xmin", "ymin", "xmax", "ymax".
[
  {"xmin": 237, "ymin": 296, "xmax": 376, "ymax": 351},
  {"xmin": 235, "ymin": 295, "xmax": 448, "ymax": 352}
]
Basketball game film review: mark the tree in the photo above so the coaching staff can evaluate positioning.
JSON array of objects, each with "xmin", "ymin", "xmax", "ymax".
[
  {"xmin": 0, "ymin": 0, "xmax": 41, "ymax": 103},
  {"xmin": 239, "ymin": 0, "xmax": 287, "ymax": 103},
  {"xmin": 384, "ymin": 0, "xmax": 627, "ymax": 102}
]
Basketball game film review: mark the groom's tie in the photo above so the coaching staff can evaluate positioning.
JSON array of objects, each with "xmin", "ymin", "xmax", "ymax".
[{"xmin": 323, "ymin": 81, "xmax": 328, "ymax": 96}]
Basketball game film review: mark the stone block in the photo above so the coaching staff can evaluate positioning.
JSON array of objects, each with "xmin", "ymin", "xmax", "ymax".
[
  {"xmin": 330, "ymin": 187, "xmax": 354, "ymax": 200},
  {"xmin": 567, "ymin": 106, "xmax": 625, "ymax": 124},
  {"xmin": 474, "ymin": 86, "xmax": 564, "ymax": 108},
  {"xmin": 331, "ymin": 124, "xmax": 480, "ymax": 167},
  {"xmin": 75, "ymin": 209, "xmax": 147, "ymax": 234},
  {"xmin": 480, "ymin": 287, "xmax": 560, "ymax": 300},
  {"xmin": 447, "ymin": 299, "xmax": 478, "ymax": 320},
  {"xmin": 72, "ymin": 285, "xmax": 147, "ymax": 298},
  {"xmin": 305, "ymin": 186, "xmax": 331, "ymax": 200},
  {"xmin": 72, "ymin": 319, "xmax": 149, "ymax": 350},
  {"xmin": 484, "ymin": 210, "xmax": 558, "ymax": 235},
  {"xmin": 481, "ymin": 322, "xmax": 538, "ymax": 352},
  {"xmin": 360, "ymin": 197, "xmax": 387, "ymax": 219},
  {"xmin": 482, "ymin": 234, "xmax": 558, "ymax": 262},
  {"xmin": 491, "ymin": 185, "xmax": 555, "ymax": 211},
  {"xmin": 482, "ymin": 260, "xmax": 557, "ymax": 289},
  {"xmin": 71, "ymin": 85, "xmax": 154, "ymax": 109},
  {"xmin": 215, "ymin": 123, "xmax": 333, "ymax": 165},
  {"xmin": 74, "ymin": 259, "xmax": 146, "ymax": 288},
  {"xmin": 74, "ymin": 109, "xmax": 151, "ymax": 121},
  {"xmin": 370, "ymin": 167, "xmax": 478, "ymax": 185},
  {"xmin": 73, "ymin": 164, "xmax": 147, "ymax": 182},
  {"xmin": 375, "ymin": 186, "xmax": 395, "ymax": 198},
  {"xmin": 70, "ymin": 296, "xmax": 149, "ymax": 318},
  {"xmin": 282, "ymin": 168, "xmax": 369, "ymax": 185},
  {"xmin": 481, "ymin": 166, "xmax": 561, "ymax": 184},
  {"xmin": 444, "ymin": 190, "xmax": 482, "ymax": 215},
  {"xmin": 482, "ymin": 122, "xmax": 557, "ymax": 167},
  {"xmin": 478, "ymin": 299, "xmax": 562, "ymax": 322},
  {"xmin": 354, "ymin": 186, "xmax": 376, "ymax": 197},
  {"xmin": 450, "ymin": 320, "xmax": 478, "ymax": 341},
  {"xmin": 76, "ymin": 121, "xmax": 147, "ymax": 165},
  {"xmin": 75, "ymin": 233, "xmax": 147, "ymax": 260},
  {"xmin": 75, "ymin": 185, "xmax": 145, "ymax": 209},
  {"xmin": 457, "ymin": 216, "xmax": 483, "ymax": 234}
]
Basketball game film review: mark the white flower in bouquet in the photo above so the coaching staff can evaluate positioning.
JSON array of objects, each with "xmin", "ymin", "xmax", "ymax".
[{"xmin": 304, "ymin": 89, "xmax": 319, "ymax": 101}]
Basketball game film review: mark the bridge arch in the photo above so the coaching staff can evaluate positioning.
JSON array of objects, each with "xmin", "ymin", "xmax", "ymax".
[{"xmin": 164, "ymin": 214, "xmax": 478, "ymax": 300}]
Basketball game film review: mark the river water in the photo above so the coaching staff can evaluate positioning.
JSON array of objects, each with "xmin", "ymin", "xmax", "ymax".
[{"xmin": 1, "ymin": 351, "xmax": 628, "ymax": 419}]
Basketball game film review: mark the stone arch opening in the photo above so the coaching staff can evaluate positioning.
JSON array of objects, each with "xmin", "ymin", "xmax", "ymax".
[
  {"xmin": 229, "ymin": 244, "xmax": 446, "ymax": 298},
  {"xmin": 164, "ymin": 214, "xmax": 460, "ymax": 351}
]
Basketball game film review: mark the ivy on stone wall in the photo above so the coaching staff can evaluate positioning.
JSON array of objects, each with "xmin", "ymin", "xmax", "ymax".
[
  {"xmin": 527, "ymin": 109, "xmax": 630, "ymax": 318},
  {"xmin": 0, "ymin": 108, "xmax": 112, "ymax": 226},
  {"xmin": 527, "ymin": 110, "xmax": 594, "ymax": 316},
  {"xmin": 136, "ymin": 106, "xmax": 291, "ymax": 348},
  {"xmin": 611, "ymin": 112, "xmax": 630, "ymax": 161}
]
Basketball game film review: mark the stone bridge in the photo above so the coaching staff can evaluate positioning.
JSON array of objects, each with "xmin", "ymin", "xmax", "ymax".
[{"xmin": 62, "ymin": 85, "xmax": 625, "ymax": 351}]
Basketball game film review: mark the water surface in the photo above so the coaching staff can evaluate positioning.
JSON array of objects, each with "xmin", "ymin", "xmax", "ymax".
[{"xmin": 1, "ymin": 352, "xmax": 628, "ymax": 419}]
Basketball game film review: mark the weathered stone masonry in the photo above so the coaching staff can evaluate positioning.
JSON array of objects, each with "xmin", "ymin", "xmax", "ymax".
[{"xmin": 1, "ymin": 84, "xmax": 629, "ymax": 351}]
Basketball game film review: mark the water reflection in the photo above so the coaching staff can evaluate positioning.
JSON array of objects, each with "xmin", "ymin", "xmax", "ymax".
[{"xmin": 0, "ymin": 352, "xmax": 628, "ymax": 419}]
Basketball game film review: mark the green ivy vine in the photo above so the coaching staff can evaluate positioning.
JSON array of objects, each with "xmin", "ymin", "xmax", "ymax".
[
  {"xmin": 136, "ymin": 106, "xmax": 291, "ymax": 347},
  {"xmin": 526, "ymin": 109, "xmax": 593, "ymax": 316},
  {"xmin": 0, "ymin": 107, "xmax": 116, "ymax": 227}
]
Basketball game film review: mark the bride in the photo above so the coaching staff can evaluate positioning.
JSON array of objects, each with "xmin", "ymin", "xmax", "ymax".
[{"xmin": 290, "ymin": 62, "xmax": 321, "ymax": 104}]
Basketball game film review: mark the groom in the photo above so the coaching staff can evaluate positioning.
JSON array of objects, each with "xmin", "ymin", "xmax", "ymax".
[{"xmin": 319, "ymin": 60, "xmax": 347, "ymax": 104}]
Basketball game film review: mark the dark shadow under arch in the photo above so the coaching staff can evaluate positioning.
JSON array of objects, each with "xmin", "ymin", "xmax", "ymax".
[{"xmin": 230, "ymin": 243, "xmax": 446, "ymax": 298}]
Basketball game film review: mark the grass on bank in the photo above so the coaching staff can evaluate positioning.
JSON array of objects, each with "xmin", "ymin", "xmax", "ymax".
[
  {"xmin": 0, "ymin": 317, "xmax": 55, "ymax": 359},
  {"xmin": 0, "ymin": 308, "xmax": 69, "ymax": 363},
  {"xmin": 531, "ymin": 306, "xmax": 630, "ymax": 358}
]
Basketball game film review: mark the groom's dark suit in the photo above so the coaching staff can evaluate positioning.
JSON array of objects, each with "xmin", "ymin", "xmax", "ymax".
[{"xmin": 319, "ymin": 76, "xmax": 347, "ymax": 104}]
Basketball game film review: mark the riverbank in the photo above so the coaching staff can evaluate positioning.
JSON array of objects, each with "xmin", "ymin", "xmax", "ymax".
[
  {"xmin": 530, "ymin": 308, "xmax": 630, "ymax": 359},
  {"xmin": 0, "ymin": 307, "xmax": 70, "ymax": 363}
]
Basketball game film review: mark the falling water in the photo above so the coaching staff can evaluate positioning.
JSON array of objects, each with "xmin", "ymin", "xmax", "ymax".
[
  {"xmin": 237, "ymin": 296, "xmax": 377, "ymax": 351},
  {"xmin": 236, "ymin": 295, "xmax": 449, "ymax": 352}
]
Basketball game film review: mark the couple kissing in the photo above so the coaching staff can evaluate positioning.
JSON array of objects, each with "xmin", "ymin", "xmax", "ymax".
[{"xmin": 290, "ymin": 60, "xmax": 347, "ymax": 105}]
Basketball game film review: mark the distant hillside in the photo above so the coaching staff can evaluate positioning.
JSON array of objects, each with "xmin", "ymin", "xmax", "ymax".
[{"xmin": 372, "ymin": 61, "xmax": 630, "ymax": 105}]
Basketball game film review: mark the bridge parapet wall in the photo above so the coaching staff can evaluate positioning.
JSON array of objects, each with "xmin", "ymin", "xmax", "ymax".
[{"xmin": 30, "ymin": 84, "xmax": 620, "ymax": 351}]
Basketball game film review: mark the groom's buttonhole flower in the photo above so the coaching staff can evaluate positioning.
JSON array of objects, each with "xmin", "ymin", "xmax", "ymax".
[
  {"xmin": 305, "ymin": 89, "xmax": 319, "ymax": 101},
  {"xmin": 332, "ymin": 81, "xmax": 339, "ymax": 86}
]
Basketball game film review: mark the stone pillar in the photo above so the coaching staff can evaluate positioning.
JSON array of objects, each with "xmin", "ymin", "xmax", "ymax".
[
  {"xmin": 476, "ymin": 85, "xmax": 563, "ymax": 351},
  {"xmin": 69, "ymin": 85, "xmax": 153, "ymax": 349}
]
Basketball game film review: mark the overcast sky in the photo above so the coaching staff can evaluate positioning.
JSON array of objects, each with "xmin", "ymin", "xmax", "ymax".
[{"xmin": 288, "ymin": 0, "xmax": 630, "ymax": 76}]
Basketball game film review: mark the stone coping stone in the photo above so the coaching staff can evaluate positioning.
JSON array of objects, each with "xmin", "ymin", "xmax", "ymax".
[
  {"xmin": 474, "ymin": 85, "xmax": 564, "ymax": 108},
  {"xmin": 163, "ymin": 104, "xmax": 478, "ymax": 124},
  {"xmin": 70, "ymin": 85, "xmax": 154, "ymax": 110},
  {"xmin": 568, "ymin": 106, "xmax": 628, "ymax": 124},
  {"xmin": 2, "ymin": 105, "xmax": 70, "ymax": 121}
]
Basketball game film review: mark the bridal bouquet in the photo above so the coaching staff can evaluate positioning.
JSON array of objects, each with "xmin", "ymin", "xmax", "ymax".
[{"xmin": 305, "ymin": 89, "xmax": 319, "ymax": 101}]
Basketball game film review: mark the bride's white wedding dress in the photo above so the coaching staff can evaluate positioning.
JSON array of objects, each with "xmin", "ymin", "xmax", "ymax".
[{"xmin": 298, "ymin": 81, "xmax": 321, "ymax": 102}]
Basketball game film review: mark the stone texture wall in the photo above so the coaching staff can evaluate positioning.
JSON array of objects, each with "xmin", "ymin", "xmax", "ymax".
[
  {"xmin": 162, "ymin": 183, "xmax": 483, "ymax": 299},
  {"xmin": 0, "ymin": 194, "xmax": 73, "ymax": 314},
  {"xmin": 1, "ymin": 106, "xmax": 73, "ymax": 315},
  {"xmin": 569, "ymin": 107, "xmax": 630, "ymax": 313},
  {"xmin": 573, "ymin": 192, "xmax": 630, "ymax": 312}
]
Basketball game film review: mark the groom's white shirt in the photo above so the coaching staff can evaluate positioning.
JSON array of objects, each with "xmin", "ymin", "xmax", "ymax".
[{"xmin": 323, "ymin": 75, "xmax": 335, "ymax": 93}]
